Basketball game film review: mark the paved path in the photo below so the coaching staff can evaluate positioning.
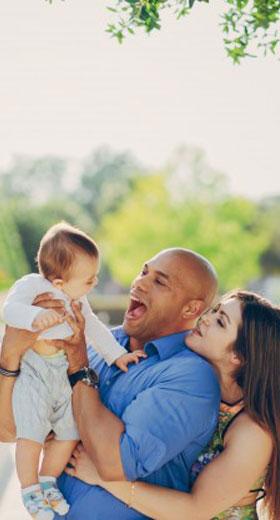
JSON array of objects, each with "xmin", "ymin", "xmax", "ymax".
[{"xmin": 0, "ymin": 444, "xmax": 29, "ymax": 519}]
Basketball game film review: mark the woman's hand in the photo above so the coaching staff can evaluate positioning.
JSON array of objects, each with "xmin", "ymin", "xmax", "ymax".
[{"xmin": 65, "ymin": 443, "xmax": 103, "ymax": 486}]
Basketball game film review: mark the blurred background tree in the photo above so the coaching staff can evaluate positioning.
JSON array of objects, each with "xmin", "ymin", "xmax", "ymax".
[
  {"xmin": 0, "ymin": 145, "xmax": 279, "ymax": 297},
  {"xmin": 76, "ymin": 147, "xmax": 144, "ymax": 225},
  {"xmin": 99, "ymin": 147, "xmax": 269, "ymax": 291}
]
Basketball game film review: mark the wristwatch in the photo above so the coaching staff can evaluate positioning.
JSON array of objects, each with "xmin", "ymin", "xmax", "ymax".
[{"xmin": 68, "ymin": 367, "xmax": 99, "ymax": 389}]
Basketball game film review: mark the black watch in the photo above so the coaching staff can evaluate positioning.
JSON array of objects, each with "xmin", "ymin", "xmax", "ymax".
[{"xmin": 68, "ymin": 367, "xmax": 99, "ymax": 389}]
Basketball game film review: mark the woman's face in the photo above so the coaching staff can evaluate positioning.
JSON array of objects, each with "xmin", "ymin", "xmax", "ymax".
[{"xmin": 186, "ymin": 297, "xmax": 242, "ymax": 366}]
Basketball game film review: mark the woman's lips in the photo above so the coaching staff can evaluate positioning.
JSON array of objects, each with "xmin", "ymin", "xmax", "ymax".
[{"xmin": 192, "ymin": 327, "xmax": 202, "ymax": 337}]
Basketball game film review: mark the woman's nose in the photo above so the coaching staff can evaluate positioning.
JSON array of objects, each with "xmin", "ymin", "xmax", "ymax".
[{"xmin": 200, "ymin": 314, "xmax": 211, "ymax": 326}]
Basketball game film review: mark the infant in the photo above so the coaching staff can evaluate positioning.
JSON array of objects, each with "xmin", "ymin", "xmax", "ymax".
[{"xmin": 3, "ymin": 222, "xmax": 144, "ymax": 520}]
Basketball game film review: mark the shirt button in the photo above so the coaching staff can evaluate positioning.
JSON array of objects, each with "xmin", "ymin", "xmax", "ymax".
[{"xmin": 106, "ymin": 381, "xmax": 110, "ymax": 386}]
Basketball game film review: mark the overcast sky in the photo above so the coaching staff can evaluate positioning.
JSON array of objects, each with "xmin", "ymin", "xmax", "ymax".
[{"xmin": 0, "ymin": 0, "xmax": 279, "ymax": 199}]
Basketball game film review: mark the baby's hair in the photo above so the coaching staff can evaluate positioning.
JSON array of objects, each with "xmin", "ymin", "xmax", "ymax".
[{"xmin": 37, "ymin": 222, "xmax": 99, "ymax": 281}]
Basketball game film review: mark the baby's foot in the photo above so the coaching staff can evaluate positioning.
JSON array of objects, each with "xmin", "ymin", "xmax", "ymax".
[
  {"xmin": 40, "ymin": 476, "xmax": 70, "ymax": 515},
  {"xmin": 22, "ymin": 484, "xmax": 54, "ymax": 520}
]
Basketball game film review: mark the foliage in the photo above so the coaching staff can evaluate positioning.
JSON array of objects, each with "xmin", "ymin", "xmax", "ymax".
[
  {"xmin": 222, "ymin": 0, "xmax": 280, "ymax": 63},
  {"xmin": 106, "ymin": 0, "xmax": 280, "ymax": 62},
  {"xmin": 258, "ymin": 196, "xmax": 280, "ymax": 275},
  {"xmin": 11, "ymin": 199, "xmax": 94, "ymax": 273},
  {"xmin": 99, "ymin": 172, "xmax": 268, "ymax": 291},
  {"xmin": 76, "ymin": 147, "xmax": 143, "ymax": 225},
  {"xmin": 0, "ymin": 155, "xmax": 68, "ymax": 203},
  {"xmin": 0, "ymin": 147, "xmax": 278, "ymax": 292},
  {"xmin": 0, "ymin": 205, "xmax": 29, "ymax": 289}
]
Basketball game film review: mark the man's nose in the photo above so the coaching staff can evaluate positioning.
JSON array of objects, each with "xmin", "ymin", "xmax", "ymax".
[{"xmin": 133, "ymin": 274, "xmax": 150, "ymax": 292}]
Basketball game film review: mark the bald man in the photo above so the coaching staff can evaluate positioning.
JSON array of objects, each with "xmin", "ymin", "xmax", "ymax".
[{"xmin": 0, "ymin": 248, "xmax": 220, "ymax": 520}]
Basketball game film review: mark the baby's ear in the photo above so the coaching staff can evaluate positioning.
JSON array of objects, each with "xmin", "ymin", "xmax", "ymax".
[{"xmin": 52, "ymin": 278, "xmax": 64, "ymax": 290}]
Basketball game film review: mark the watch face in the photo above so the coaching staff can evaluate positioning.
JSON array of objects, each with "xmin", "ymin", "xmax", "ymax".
[{"xmin": 86, "ymin": 368, "xmax": 99, "ymax": 387}]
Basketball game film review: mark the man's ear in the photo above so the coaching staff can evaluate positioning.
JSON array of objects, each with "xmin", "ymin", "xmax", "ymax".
[
  {"xmin": 52, "ymin": 278, "xmax": 64, "ymax": 290},
  {"xmin": 182, "ymin": 300, "xmax": 205, "ymax": 319}
]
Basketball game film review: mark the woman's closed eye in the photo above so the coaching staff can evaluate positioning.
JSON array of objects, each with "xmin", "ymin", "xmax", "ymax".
[
  {"xmin": 217, "ymin": 318, "xmax": 225, "ymax": 328},
  {"xmin": 210, "ymin": 306, "xmax": 225, "ymax": 327}
]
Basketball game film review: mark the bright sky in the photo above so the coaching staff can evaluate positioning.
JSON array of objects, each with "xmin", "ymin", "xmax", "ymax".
[{"xmin": 0, "ymin": 0, "xmax": 279, "ymax": 199}]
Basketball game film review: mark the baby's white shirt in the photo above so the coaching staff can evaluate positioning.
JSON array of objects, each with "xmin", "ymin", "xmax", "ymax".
[{"xmin": 2, "ymin": 273, "xmax": 127, "ymax": 365}]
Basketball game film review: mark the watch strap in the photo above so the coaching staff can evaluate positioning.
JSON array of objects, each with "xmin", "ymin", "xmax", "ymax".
[
  {"xmin": 68, "ymin": 367, "xmax": 99, "ymax": 389},
  {"xmin": 0, "ymin": 365, "xmax": 20, "ymax": 377}
]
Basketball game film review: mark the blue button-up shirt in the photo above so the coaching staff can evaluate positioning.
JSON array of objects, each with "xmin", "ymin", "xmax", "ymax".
[{"xmin": 56, "ymin": 327, "xmax": 220, "ymax": 520}]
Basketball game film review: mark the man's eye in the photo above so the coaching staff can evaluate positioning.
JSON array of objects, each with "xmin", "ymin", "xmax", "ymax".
[{"xmin": 155, "ymin": 279, "xmax": 165, "ymax": 286}]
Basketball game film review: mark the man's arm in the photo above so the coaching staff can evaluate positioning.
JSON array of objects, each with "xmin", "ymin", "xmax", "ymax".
[
  {"xmin": 0, "ymin": 293, "xmax": 66, "ymax": 442},
  {"xmin": 72, "ymin": 383, "xmax": 126, "ymax": 480},
  {"xmin": 0, "ymin": 327, "xmax": 39, "ymax": 442},
  {"xmin": 59, "ymin": 306, "xmax": 219, "ymax": 484},
  {"xmin": 53, "ymin": 304, "xmax": 127, "ymax": 480}
]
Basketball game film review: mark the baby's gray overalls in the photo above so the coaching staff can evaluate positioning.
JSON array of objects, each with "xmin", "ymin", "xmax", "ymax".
[{"xmin": 13, "ymin": 349, "xmax": 79, "ymax": 443}]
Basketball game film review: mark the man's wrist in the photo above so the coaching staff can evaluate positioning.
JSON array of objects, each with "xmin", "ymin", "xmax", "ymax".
[
  {"xmin": 0, "ymin": 352, "xmax": 21, "ymax": 372},
  {"xmin": 67, "ymin": 360, "xmax": 89, "ymax": 376},
  {"xmin": 68, "ymin": 367, "xmax": 99, "ymax": 389}
]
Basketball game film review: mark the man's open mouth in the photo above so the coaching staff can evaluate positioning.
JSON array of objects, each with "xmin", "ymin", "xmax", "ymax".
[{"xmin": 125, "ymin": 297, "xmax": 147, "ymax": 320}]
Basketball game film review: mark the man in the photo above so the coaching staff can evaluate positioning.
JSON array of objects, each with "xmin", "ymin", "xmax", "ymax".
[{"xmin": 0, "ymin": 248, "xmax": 220, "ymax": 520}]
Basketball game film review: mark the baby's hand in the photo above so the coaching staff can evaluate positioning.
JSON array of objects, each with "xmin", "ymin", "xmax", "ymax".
[
  {"xmin": 115, "ymin": 350, "xmax": 147, "ymax": 372},
  {"xmin": 32, "ymin": 309, "xmax": 64, "ymax": 331}
]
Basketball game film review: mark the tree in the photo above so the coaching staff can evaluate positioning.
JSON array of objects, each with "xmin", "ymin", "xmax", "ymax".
[
  {"xmin": 12, "ymin": 199, "xmax": 94, "ymax": 273},
  {"xmin": 258, "ymin": 196, "xmax": 280, "ymax": 275},
  {"xmin": 106, "ymin": 0, "xmax": 280, "ymax": 62},
  {"xmin": 76, "ymin": 147, "xmax": 143, "ymax": 225},
  {"xmin": 99, "ymin": 171, "xmax": 268, "ymax": 291},
  {"xmin": 0, "ymin": 205, "xmax": 29, "ymax": 289},
  {"xmin": 0, "ymin": 155, "xmax": 68, "ymax": 203}
]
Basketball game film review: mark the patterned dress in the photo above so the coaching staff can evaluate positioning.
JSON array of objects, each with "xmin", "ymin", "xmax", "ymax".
[{"xmin": 190, "ymin": 400, "xmax": 265, "ymax": 520}]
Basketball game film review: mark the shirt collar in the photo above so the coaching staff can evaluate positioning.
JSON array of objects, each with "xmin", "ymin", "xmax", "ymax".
[
  {"xmin": 113, "ymin": 327, "xmax": 190, "ymax": 361},
  {"xmin": 146, "ymin": 331, "xmax": 189, "ymax": 360}
]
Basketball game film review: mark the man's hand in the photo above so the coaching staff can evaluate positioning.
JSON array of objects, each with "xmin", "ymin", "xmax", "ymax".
[
  {"xmin": 65, "ymin": 443, "xmax": 103, "ymax": 486},
  {"xmin": 33, "ymin": 292, "xmax": 66, "ymax": 314},
  {"xmin": 0, "ymin": 325, "xmax": 40, "ymax": 370},
  {"xmin": 32, "ymin": 294, "xmax": 88, "ymax": 373},
  {"xmin": 32, "ymin": 309, "xmax": 65, "ymax": 331},
  {"xmin": 45, "ymin": 302, "xmax": 88, "ymax": 375}
]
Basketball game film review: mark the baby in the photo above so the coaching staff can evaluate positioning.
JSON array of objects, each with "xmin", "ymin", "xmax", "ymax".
[{"xmin": 3, "ymin": 222, "xmax": 144, "ymax": 520}]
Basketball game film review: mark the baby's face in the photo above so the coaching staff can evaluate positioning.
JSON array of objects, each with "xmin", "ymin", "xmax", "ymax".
[{"xmin": 61, "ymin": 253, "xmax": 99, "ymax": 300}]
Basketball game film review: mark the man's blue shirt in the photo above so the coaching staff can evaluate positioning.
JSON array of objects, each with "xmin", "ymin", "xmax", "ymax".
[{"xmin": 56, "ymin": 327, "xmax": 220, "ymax": 520}]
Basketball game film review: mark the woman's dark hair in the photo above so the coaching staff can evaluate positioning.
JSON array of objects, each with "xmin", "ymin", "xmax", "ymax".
[{"xmin": 227, "ymin": 290, "xmax": 280, "ymax": 520}]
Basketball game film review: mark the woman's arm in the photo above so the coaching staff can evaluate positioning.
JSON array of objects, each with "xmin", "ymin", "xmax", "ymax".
[
  {"xmin": 0, "ymin": 326, "xmax": 39, "ymax": 442},
  {"xmin": 66, "ymin": 414, "xmax": 272, "ymax": 520}
]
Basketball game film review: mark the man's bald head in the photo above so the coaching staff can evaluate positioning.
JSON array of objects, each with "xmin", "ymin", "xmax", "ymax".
[
  {"xmin": 124, "ymin": 247, "xmax": 218, "ymax": 343},
  {"xmin": 155, "ymin": 248, "xmax": 218, "ymax": 309}
]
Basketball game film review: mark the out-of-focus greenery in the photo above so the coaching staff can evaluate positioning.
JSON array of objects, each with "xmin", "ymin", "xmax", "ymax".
[
  {"xmin": 105, "ymin": 0, "xmax": 280, "ymax": 62},
  {"xmin": 0, "ymin": 145, "xmax": 279, "ymax": 293},
  {"xmin": 99, "ymin": 148, "xmax": 270, "ymax": 291}
]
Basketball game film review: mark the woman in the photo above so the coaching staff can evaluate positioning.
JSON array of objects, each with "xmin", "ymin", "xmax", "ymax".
[{"xmin": 66, "ymin": 290, "xmax": 280, "ymax": 520}]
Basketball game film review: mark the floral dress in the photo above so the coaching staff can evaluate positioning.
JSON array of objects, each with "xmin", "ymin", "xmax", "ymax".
[{"xmin": 190, "ymin": 400, "xmax": 265, "ymax": 520}]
